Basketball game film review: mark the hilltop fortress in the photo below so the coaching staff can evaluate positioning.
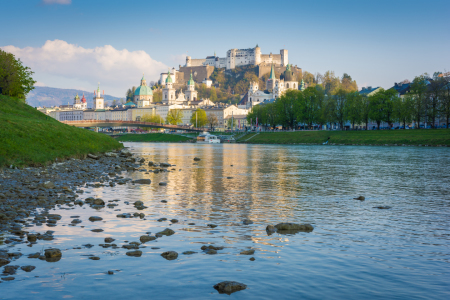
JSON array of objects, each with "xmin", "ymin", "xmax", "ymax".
[
  {"xmin": 159, "ymin": 45, "xmax": 302, "ymax": 89},
  {"xmin": 186, "ymin": 45, "xmax": 288, "ymax": 69}
]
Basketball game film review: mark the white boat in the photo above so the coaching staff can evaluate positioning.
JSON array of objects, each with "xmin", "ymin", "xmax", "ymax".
[{"xmin": 197, "ymin": 132, "xmax": 221, "ymax": 144}]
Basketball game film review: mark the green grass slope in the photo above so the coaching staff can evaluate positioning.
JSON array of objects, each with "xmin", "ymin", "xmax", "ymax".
[
  {"xmin": 0, "ymin": 95, "xmax": 122, "ymax": 167},
  {"xmin": 115, "ymin": 133, "xmax": 193, "ymax": 143},
  {"xmin": 239, "ymin": 130, "xmax": 450, "ymax": 146}
]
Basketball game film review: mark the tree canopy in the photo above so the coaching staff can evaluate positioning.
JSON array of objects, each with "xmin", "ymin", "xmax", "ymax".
[
  {"xmin": 190, "ymin": 108, "xmax": 208, "ymax": 127},
  {"xmin": 0, "ymin": 50, "xmax": 36, "ymax": 100}
]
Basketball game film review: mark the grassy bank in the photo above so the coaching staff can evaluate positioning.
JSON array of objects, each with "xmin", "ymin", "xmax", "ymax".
[
  {"xmin": 237, "ymin": 130, "xmax": 450, "ymax": 146},
  {"xmin": 115, "ymin": 133, "xmax": 194, "ymax": 143},
  {"xmin": 0, "ymin": 95, "xmax": 122, "ymax": 167}
]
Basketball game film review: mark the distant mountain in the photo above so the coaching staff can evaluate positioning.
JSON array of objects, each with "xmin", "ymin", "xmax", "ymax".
[{"xmin": 26, "ymin": 86, "xmax": 123, "ymax": 108}]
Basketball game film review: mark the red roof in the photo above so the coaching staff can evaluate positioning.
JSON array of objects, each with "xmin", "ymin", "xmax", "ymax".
[{"xmin": 81, "ymin": 94, "xmax": 86, "ymax": 103}]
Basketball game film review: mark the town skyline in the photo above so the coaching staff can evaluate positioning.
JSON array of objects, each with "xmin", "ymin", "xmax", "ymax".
[{"xmin": 1, "ymin": 0, "xmax": 449, "ymax": 96}]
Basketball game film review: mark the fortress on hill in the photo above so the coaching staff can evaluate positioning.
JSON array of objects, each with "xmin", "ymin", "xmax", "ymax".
[{"xmin": 159, "ymin": 45, "xmax": 302, "ymax": 89}]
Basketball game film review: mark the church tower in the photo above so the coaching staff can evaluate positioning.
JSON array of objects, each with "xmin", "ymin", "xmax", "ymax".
[
  {"xmin": 134, "ymin": 74, "xmax": 153, "ymax": 108},
  {"xmin": 162, "ymin": 69, "xmax": 176, "ymax": 104},
  {"xmin": 93, "ymin": 83, "xmax": 104, "ymax": 110},
  {"xmin": 185, "ymin": 71, "xmax": 198, "ymax": 101},
  {"xmin": 266, "ymin": 63, "xmax": 277, "ymax": 91}
]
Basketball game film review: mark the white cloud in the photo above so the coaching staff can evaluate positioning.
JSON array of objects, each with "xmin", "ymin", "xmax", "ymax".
[
  {"xmin": 34, "ymin": 81, "xmax": 46, "ymax": 87},
  {"xmin": 41, "ymin": 0, "xmax": 71, "ymax": 5},
  {"xmin": 2, "ymin": 40, "xmax": 167, "ymax": 96}
]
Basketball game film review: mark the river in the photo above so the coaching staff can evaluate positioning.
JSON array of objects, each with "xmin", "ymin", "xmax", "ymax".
[{"xmin": 1, "ymin": 143, "xmax": 449, "ymax": 299}]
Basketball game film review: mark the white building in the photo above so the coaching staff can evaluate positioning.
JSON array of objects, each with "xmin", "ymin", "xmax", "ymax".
[
  {"xmin": 59, "ymin": 110, "xmax": 84, "ymax": 121},
  {"xmin": 185, "ymin": 72, "xmax": 198, "ymax": 101},
  {"xmin": 134, "ymin": 74, "xmax": 153, "ymax": 108},
  {"xmin": 186, "ymin": 45, "xmax": 288, "ymax": 70},
  {"xmin": 162, "ymin": 71, "xmax": 176, "ymax": 105}
]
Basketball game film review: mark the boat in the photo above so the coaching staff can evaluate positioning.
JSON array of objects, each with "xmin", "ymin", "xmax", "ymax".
[{"xmin": 197, "ymin": 132, "xmax": 221, "ymax": 144}]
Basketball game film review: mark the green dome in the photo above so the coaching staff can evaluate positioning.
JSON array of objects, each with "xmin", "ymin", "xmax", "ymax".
[{"xmin": 134, "ymin": 85, "xmax": 153, "ymax": 96}]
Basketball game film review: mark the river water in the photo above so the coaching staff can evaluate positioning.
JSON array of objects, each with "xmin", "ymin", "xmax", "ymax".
[{"xmin": 1, "ymin": 143, "xmax": 449, "ymax": 299}]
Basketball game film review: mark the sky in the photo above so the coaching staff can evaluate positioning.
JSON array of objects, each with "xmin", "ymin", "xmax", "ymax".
[{"xmin": 1, "ymin": 0, "xmax": 449, "ymax": 97}]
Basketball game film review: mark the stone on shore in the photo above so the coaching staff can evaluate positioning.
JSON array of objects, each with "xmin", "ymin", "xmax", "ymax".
[
  {"xmin": 161, "ymin": 251, "xmax": 178, "ymax": 260},
  {"xmin": 87, "ymin": 154, "xmax": 99, "ymax": 160},
  {"xmin": 213, "ymin": 281, "xmax": 247, "ymax": 295},
  {"xmin": 160, "ymin": 163, "xmax": 171, "ymax": 167}
]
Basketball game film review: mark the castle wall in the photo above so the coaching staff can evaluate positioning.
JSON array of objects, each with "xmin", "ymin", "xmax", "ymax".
[
  {"xmin": 189, "ymin": 58, "xmax": 206, "ymax": 67},
  {"xmin": 179, "ymin": 65, "xmax": 215, "ymax": 83}
]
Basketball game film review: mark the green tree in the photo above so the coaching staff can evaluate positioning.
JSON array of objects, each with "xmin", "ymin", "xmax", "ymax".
[
  {"xmin": 153, "ymin": 90, "xmax": 162, "ymax": 102},
  {"xmin": 210, "ymin": 86, "xmax": 218, "ymax": 102},
  {"xmin": 440, "ymin": 77, "xmax": 450, "ymax": 128},
  {"xmin": 166, "ymin": 109, "xmax": 183, "ymax": 125},
  {"xmin": 409, "ymin": 76, "xmax": 428, "ymax": 129},
  {"xmin": 330, "ymin": 89, "xmax": 349, "ymax": 130},
  {"xmin": 190, "ymin": 108, "xmax": 208, "ymax": 128},
  {"xmin": 393, "ymin": 94, "xmax": 413, "ymax": 129},
  {"xmin": 126, "ymin": 86, "xmax": 136, "ymax": 103},
  {"xmin": 360, "ymin": 95, "xmax": 371, "ymax": 130},
  {"xmin": 0, "ymin": 50, "xmax": 36, "ymax": 100},
  {"xmin": 276, "ymin": 90, "xmax": 299, "ymax": 129},
  {"xmin": 141, "ymin": 113, "xmax": 162, "ymax": 123},
  {"xmin": 368, "ymin": 91, "xmax": 385, "ymax": 130},
  {"xmin": 297, "ymin": 87, "xmax": 324, "ymax": 129},
  {"xmin": 427, "ymin": 75, "xmax": 445, "ymax": 128},
  {"xmin": 345, "ymin": 92, "xmax": 363, "ymax": 129}
]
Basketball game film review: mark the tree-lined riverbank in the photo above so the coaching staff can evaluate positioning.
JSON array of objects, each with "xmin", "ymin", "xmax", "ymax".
[
  {"xmin": 0, "ymin": 95, "xmax": 122, "ymax": 167},
  {"xmin": 236, "ymin": 129, "xmax": 450, "ymax": 146}
]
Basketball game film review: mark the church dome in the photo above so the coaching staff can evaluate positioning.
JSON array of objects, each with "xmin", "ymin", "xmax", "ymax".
[
  {"xmin": 81, "ymin": 94, "xmax": 86, "ymax": 103},
  {"xmin": 134, "ymin": 85, "xmax": 153, "ymax": 96},
  {"xmin": 187, "ymin": 72, "xmax": 195, "ymax": 86},
  {"xmin": 284, "ymin": 64, "xmax": 296, "ymax": 82},
  {"xmin": 165, "ymin": 71, "xmax": 173, "ymax": 84}
]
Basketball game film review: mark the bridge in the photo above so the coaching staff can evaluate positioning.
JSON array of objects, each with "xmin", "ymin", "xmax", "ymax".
[{"xmin": 61, "ymin": 120, "xmax": 208, "ymax": 132}]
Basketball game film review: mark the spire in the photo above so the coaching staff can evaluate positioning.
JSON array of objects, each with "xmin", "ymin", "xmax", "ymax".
[
  {"xmin": 300, "ymin": 79, "xmax": 305, "ymax": 91},
  {"xmin": 214, "ymin": 50, "xmax": 216, "ymax": 56},
  {"xmin": 142, "ymin": 73, "xmax": 145, "ymax": 80},
  {"xmin": 165, "ymin": 69, "xmax": 173, "ymax": 84},
  {"xmin": 187, "ymin": 71, "xmax": 195, "ymax": 86},
  {"xmin": 97, "ymin": 82, "xmax": 100, "ymax": 96},
  {"xmin": 269, "ymin": 63, "xmax": 275, "ymax": 80}
]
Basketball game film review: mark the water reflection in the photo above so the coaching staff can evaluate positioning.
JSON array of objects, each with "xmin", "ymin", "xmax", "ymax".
[{"xmin": 1, "ymin": 144, "xmax": 449, "ymax": 300}]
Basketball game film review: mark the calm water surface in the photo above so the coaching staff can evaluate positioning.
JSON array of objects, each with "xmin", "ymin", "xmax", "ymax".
[{"xmin": 1, "ymin": 144, "xmax": 449, "ymax": 299}]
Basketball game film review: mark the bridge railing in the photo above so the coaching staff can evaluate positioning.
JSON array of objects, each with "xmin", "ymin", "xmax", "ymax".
[{"xmin": 61, "ymin": 120, "xmax": 208, "ymax": 131}]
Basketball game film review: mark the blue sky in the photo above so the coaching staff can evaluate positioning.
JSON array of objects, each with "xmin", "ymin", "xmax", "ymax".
[{"xmin": 1, "ymin": 0, "xmax": 449, "ymax": 96}]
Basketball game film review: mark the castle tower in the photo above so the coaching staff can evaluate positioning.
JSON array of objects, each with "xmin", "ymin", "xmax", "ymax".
[
  {"xmin": 227, "ymin": 49, "xmax": 237, "ymax": 69},
  {"xmin": 283, "ymin": 63, "xmax": 298, "ymax": 90},
  {"xmin": 162, "ymin": 70, "xmax": 176, "ymax": 104},
  {"xmin": 185, "ymin": 71, "xmax": 198, "ymax": 101},
  {"xmin": 134, "ymin": 73, "xmax": 153, "ymax": 108},
  {"xmin": 280, "ymin": 49, "xmax": 288, "ymax": 67},
  {"xmin": 254, "ymin": 44, "xmax": 261, "ymax": 65},
  {"xmin": 93, "ymin": 83, "xmax": 104, "ymax": 110},
  {"xmin": 186, "ymin": 56, "xmax": 191, "ymax": 67}
]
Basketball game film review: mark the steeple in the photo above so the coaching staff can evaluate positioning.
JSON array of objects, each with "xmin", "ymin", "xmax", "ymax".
[
  {"xmin": 97, "ymin": 82, "xmax": 101, "ymax": 97},
  {"xmin": 300, "ymin": 79, "xmax": 306, "ymax": 91},
  {"xmin": 187, "ymin": 71, "xmax": 195, "ymax": 86},
  {"xmin": 141, "ymin": 73, "xmax": 147, "ymax": 86},
  {"xmin": 165, "ymin": 69, "xmax": 173, "ymax": 84},
  {"xmin": 269, "ymin": 63, "xmax": 275, "ymax": 80}
]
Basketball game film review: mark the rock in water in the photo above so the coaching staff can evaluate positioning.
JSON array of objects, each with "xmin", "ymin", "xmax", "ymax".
[
  {"xmin": 373, "ymin": 206, "xmax": 392, "ymax": 209},
  {"xmin": 133, "ymin": 179, "xmax": 151, "ymax": 184},
  {"xmin": 354, "ymin": 196, "xmax": 365, "ymax": 201},
  {"xmin": 242, "ymin": 219, "xmax": 253, "ymax": 225},
  {"xmin": 89, "ymin": 216, "xmax": 103, "ymax": 222},
  {"xmin": 157, "ymin": 228, "xmax": 175, "ymax": 236},
  {"xmin": 139, "ymin": 235, "xmax": 156, "ymax": 243},
  {"xmin": 20, "ymin": 265, "xmax": 36, "ymax": 272},
  {"xmin": 161, "ymin": 251, "xmax": 178, "ymax": 260},
  {"xmin": 89, "ymin": 256, "xmax": 100, "ymax": 260},
  {"xmin": 207, "ymin": 224, "xmax": 218, "ymax": 228},
  {"xmin": 274, "ymin": 223, "xmax": 314, "ymax": 232},
  {"xmin": 266, "ymin": 225, "xmax": 276, "ymax": 234},
  {"xmin": 193, "ymin": 157, "xmax": 201, "ymax": 161},
  {"xmin": 213, "ymin": 281, "xmax": 247, "ymax": 295},
  {"xmin": 126, "ymin": 250, "xmax": 142, "ymax": 257},
  {"xmin": 160, "ymin": 163, "xmax": 171, "ymax": 167},
  {"xmin": 104, "ymin": 237, "xmax": 115, "ymax": 243},
  {"xmin": 44, "ymin": 249, "xmax": 61, "ymax": 258},
  {"xmin": 240, "ymin": 249, "xmax": 255, "ymax": 255}
]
